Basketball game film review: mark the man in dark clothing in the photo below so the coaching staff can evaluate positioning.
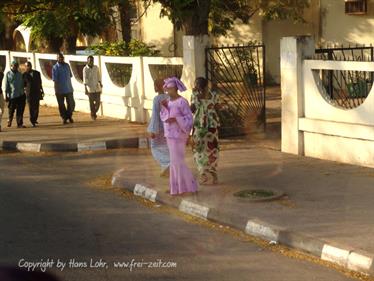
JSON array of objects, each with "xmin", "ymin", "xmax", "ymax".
[
  {"xmin": 23, "ymin": 61, "xmax": 44, "ymax": 127},
  {"xmin": 0, "ymin": 69, "xmax": 4, "ymax": 132},
  {"xmin": 5, "ymin": 60, "xmax": 26, "ymax": 128}
]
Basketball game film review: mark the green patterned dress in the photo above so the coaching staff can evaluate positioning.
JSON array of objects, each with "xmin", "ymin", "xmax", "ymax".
[{"xmin": 191, "ymin": 91, "xmax": 220, "ymax": 183}]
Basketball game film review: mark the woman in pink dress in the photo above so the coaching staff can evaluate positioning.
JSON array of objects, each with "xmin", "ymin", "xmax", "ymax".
[{"xmin": 160, "ymin": 77, "xmax": 198, "ymax": 195}]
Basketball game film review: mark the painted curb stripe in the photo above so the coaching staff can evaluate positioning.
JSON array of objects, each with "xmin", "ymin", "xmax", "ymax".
[
  {"xmin": 40, "ymin": 143, "xmax": 78, "ymax": 152},
  {"xmin": 77, "ymin": 142, "xmax": 107, "ymax": 152},
  {"xmin": 321, "ymin": 244, "xmax": 350, "ymax": 267},
  {"xmin": 105, "ymin": 138, "xmax": 138, "ymax": 149},
  {"xmin": 16, "ymin": 143, "xmax": 41, "ymax": 152},
  {"xmin": 178, "ymin": 200, "xmax": 209, "ymax": 220},
  {"xmin": 277, "ymin": 231, "xmax": 324, "ymax": 257},
  {"xmin": 110, "ymin": 175, "xmax": 374, "ymax": 276},
  {"xmin": 245, "ymin": 220, "xmax": 280, "ymax": 242},
  {"xmin": 3, "ymin": 137, "xmax": 148, "ymax": 152},
  {"xmin": 347, "ymin": 252, "xmax": 373, "ymax": 272},
  {"xmin": 111, "ymin": 176, "xmax": 118, "ymax": 186},
  {"xmin": 134, "ymin": 184, "xmax": 157, "ymax": 202}
]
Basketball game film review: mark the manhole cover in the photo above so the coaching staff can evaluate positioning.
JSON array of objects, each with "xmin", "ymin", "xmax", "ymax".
[{"xmin": 233, "ymin": 189, "xmax": 284, "ymax": 202}]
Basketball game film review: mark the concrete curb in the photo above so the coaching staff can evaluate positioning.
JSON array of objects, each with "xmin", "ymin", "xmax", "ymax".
[
  {"xmin": 111, "ymin": 173, "xmax": 374, "ymax": 276},
  {"xmin": 0, "ymin": 137, "xmax": 148, "ymax": 153},
  {"xmin": 0, "ymin": 137, "xmax": 279, "ymax": 153}
]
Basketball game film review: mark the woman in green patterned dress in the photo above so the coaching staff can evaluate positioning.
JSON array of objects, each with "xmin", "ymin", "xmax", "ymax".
[{"xmin": 191, "ymin": 77, "xmax": 220, "ymax": 185}]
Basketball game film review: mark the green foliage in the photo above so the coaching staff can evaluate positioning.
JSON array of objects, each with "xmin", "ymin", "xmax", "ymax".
[
  {"xmin": 156, "ymin": 0, "xmax": 196, "ymax": 31},
  {"xmin": 0, "ymin": 13, "xmax": 5, "ymax": 34},
  {"xmin": 144, "ymin": 0, "xmax": 309, "ymax": 36},
  {"xmin": 1, "ymin": 0, "xmax": 115, "ymax": 51},
  {"xmin": 128, "ymin": 40, "xmax": 160, "ymax": 56},
  {"xmin": 87, "ymin": 39, "xmax": 160, "ymax": 87},
  {"xmin": 87, "ymin": 39, "xmax": 160, "ymax": 57},
  {"xmin": 88, "ymin": 41, "xmax": 127, "ymax": 56}
]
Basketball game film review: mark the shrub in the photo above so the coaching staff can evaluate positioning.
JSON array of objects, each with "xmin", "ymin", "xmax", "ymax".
[{"xmin": 87, "ymin": 39, "xmax": 160, "ymax": 57}]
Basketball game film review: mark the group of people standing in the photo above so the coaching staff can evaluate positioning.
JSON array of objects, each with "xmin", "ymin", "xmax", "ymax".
[
  {"xmin": 0, "ymin": 53, "xmax": 103, "ymax": 131},
  {"xmin": 147, "ymin": 76, "xmax": 220, "ymax": 196},
  {"xmin": 0, "ymin": 60, "xmax": 43, "ymax": 131}
]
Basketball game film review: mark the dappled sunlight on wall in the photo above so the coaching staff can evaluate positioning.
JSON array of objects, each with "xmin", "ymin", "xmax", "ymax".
[
  {"xmin": 140, "ymin": 2, "xmax": 174, "ymax": 56},
  {"xmin": 321, "ymin": 0, "xmax": 374, "ymax": 45},
  {"xmin": 215, "ymin": 15, "xmax": 263, "ymax": 46},
  {"xmin": 346, "ymin": 19, "xmax": 374, "ymax": 44}
]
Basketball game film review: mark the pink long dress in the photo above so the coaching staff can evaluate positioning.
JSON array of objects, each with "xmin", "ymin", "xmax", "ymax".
[{"xmin": 160, "ymin": 96, "xmax": 198, "ymax": 195}]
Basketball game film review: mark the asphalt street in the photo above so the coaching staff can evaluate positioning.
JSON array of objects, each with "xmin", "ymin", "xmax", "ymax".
[{"xmin": 0, "ymin": 149, "xmax": 358, "ymax": 281}]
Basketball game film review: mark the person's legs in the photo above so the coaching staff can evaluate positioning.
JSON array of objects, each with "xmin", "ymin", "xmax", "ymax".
[
  {"xmin": 193, "ymin": 128, "xmax": 210, "ymax": 183},
  {"xmin": 55, "ymin": 93, "xmax": 68, "ymax": 121},
  {"xmin": 206, "ymin": 128, "xmax": 220, "ymax": 184},
  {"xmin": 34, "ymin": 99, "xmax": 40, "ymax": 123},
  {"xmin": 0, "ymin": 94, "xmax": 4, "ymax": 131},
  {"xmin": 94, "ymin": 92, "xmax": 101, "ymax": 116},
  {"xmin": 88, "ymin": 93, "xmax": 96, "ymax": 119},
  {"xmin": 167, "ymin": 137, "xmax": 197, "ymax": 195},
  {"xmin": 15, "ymin": 95, "xmax": 26, "ymax": 127},
  {"xmin": 151, "ymin": 135, "xmax": 170, "ymax": 175},
  {"xmin": 66, "ymin": 92, "xmax": 75, "ymax": 121},
  {"xmin": 29, "ymin": 97, "xmax": 39, "ymax": 125},
  {"xmin": 7, "ymin": 99, "xmax": 17, "ymax": 127}
]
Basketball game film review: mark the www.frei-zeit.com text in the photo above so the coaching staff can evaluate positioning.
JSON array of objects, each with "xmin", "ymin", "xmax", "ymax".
[{"xmin": 18, "ymin": 258, "xmax": 177, "ymax": 272}]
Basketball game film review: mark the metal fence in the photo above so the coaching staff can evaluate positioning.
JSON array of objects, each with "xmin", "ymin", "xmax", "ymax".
[
  {"xmin": 205, "ymin": 44, "xmax": 266, "ymax": 137},
  {"xmin": 314, "ymin": 45, "xmax": 374, "ymax": 109}
]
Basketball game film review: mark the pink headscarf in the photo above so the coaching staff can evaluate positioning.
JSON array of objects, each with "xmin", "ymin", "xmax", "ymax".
[{"xmin": 163, "ymin": 77, "xmax": 187, "ymax": 92}]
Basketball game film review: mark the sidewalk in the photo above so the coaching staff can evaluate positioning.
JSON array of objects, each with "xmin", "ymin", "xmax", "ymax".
[
  {"xmin": 0, "ymin": 103, "xmax": 281, "ymax": 152},
  {"xmin": 112, "ymin": 147, "xmax": 374, "ymax": 275},
  {"xmin": 0, "ymin": 105, "xmax": 148, "ymax": 152}
]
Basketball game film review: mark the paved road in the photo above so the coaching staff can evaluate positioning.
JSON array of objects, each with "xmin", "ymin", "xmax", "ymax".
[{"xmin": 0, "ymin": 150, "xmax": 356, "ymax": 281}]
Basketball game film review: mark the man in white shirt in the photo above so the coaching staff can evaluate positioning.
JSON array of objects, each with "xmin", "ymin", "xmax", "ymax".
[{"xmin": 83, "ymin": 56, "xmax": 102, "ymax": 120}]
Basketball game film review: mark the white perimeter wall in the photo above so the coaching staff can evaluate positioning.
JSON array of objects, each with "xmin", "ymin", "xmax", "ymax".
[
  {"xmin": 0, "ymin": 51, "xmax": 184, "ymax": 123},
  {"xmin": 281, "ymin": 36, "xmax": 374, "ymax": 168}
]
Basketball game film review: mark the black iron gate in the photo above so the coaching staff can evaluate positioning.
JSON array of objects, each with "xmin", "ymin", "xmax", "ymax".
[
  {"xmin": 314, "ymin": 45, "xmax": 374, "ymax": 109},
  {"xmin": 205, "ymin": 44, "xmax": 266, "ymax": 137}
]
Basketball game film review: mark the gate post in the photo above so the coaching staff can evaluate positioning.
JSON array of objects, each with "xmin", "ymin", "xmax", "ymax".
[
  {"xmin": 281, "ymin": 36, "xmax": 315, "ymax": 155},
  {"xmin": 182, "ymin": 35, "xmax": 210, "ymax": 98}
]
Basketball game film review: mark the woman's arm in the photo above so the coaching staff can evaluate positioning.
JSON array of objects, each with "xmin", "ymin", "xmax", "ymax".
[
  {"xmin": 147, "ymin": 96, "xmax": 161, "ymax": 134},
  {"xmin": 160, "ymin": 99, "xmax": 170, "ymax": 122},
  {"xmin": 175, "ymin": 98, "xmax": 193, "ymax": 134}
]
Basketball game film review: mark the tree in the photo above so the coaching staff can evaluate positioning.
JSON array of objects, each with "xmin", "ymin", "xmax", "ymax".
[
  {"xmin": 1, "ymin": 0, "xmax": 114, "ymax": 53},
  {"xmin": 0, "ymin": 12, "xmax": 18, "ymax": 50},
  {"xmin": 115, "ymin": 0, "xmax": 133, "ymax": 44},
  {"xmin": 143, "ymin": 0, "xmax": 309, "ymax": 36}
]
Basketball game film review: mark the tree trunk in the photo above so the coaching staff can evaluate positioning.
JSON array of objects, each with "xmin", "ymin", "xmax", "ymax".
[
  {"xmin": 113, "ymin": 5, "xmax": 123, "ymax": 41},
  {"xmin": 0, "ymin": 21, "xmax": 17, "ymax": 50},
  {"xmin": 46, "ymin": 37, "xmax": 63, "ymax": 53},
  {"xmin": 119, "ymin": 1, "xmax": 132, "ymax": 43},
  {"xmin": 183, "ymin": 0, "xmax": 211, "ymax": 36},
  {"xmin": 64, "ymin": 35, "xmax": 77, "ymax": 54}
]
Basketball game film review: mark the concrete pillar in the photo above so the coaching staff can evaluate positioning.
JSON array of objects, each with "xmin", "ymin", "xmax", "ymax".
[
  {"xmin": 281, "ymin": 36, "xmax": 315, "ymax": 155},
  {"xmin": 182, "ymin": 35, "xmax": 210, "ymax": 98}
]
